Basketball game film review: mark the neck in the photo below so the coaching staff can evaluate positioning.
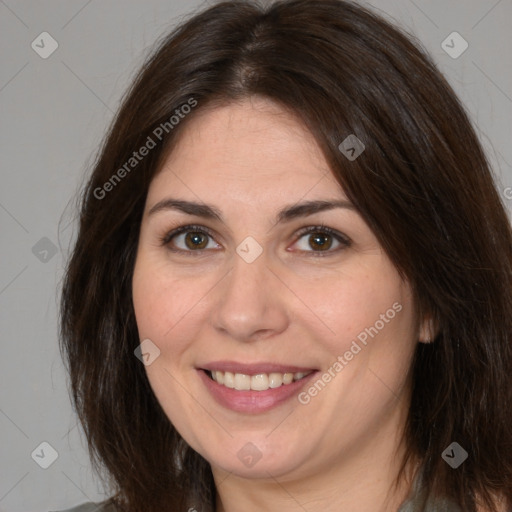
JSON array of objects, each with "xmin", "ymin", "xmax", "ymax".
[{"xmin": 212, "ymin": 396, "xmax": 419, "ymax": 512}]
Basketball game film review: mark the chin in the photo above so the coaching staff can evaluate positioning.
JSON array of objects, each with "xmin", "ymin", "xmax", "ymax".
[{"xmin": 202, "ymin": 434, "xmax": 313, "ymax": 480}]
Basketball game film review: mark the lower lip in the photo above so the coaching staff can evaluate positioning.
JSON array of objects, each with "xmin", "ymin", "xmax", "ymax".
[{"xmin": 198, "ymin": 369, "xmax": 318, "ymax": 414}]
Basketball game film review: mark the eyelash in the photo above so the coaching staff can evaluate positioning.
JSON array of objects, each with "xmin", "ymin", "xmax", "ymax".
[{"xmin": 159, "ymin": 223, "xmax": 351, "ymax": 258}]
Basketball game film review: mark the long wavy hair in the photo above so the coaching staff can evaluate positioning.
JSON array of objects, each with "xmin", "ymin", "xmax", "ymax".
[{"xmin": 59, "ymin": 1, "xmax": 512, "ymax": 510}]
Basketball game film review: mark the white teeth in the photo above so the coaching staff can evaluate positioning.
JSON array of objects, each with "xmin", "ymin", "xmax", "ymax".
[
  {"xmin": 209, "ymin": 370, "xmax": 312, "ymax": 391},
  {"xmin": 268, "ymin": 372, "xmax": 283, "ymax": 388},
  {"xmin": 223, "ymin": 371, "xmax": 235, "ymax": 388},
  {"xmin": 283, "ymin": 373, "xmax": 294, "ymax": 384},
  {"xmin": 251, "ymin": 374, "xmax": 269, "ymax": 391},
  {"xmin": 234, "ymin": 373, "xmax": 251, "ymax": 390}
]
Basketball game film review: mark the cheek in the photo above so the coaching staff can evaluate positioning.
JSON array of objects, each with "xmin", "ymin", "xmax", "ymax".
[
  {"xmin": 133, "ymin": 256, "xmax": 198, "ymax": 338},
  {"xmin": 132, "ymin": 269, "xmax": 169, "ymax": 339},
  {"xmin": 307, "ymin": 269, "xmax": 417, "ymax": 405},
  {"xmin": 132, "ymin": 257, "xmax": 202, "ymax": 433},
  {"xmin": 298, "ymin": 265, "xmax": 409, "ymax": 350},
  {"xmin": 132, "ymin": 254, "xmax": 218, "ymax": 377}
]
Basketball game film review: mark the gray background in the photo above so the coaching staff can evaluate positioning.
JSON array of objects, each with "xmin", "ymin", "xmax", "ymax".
[{"xmin": 0, "ymin": 0, "xmax": 510, "ymax": 511}]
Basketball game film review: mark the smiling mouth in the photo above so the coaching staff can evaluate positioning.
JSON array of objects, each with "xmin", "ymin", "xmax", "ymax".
[{"xmin": 206, "ymin": 369, "xmax": 314, "ymax": 391}]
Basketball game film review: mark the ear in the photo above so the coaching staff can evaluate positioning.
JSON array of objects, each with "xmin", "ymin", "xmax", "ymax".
[{"xmin": 418, "ymin": 314, "xmax": 438, "ymax": 344}]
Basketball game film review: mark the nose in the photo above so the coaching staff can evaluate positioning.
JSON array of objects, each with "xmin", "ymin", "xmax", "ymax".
[{"xmin": 211, "ymin": 248, "xmax": 289, "ymax": 343}]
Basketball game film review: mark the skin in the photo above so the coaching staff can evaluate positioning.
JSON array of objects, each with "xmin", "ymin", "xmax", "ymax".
[{"xmin": 132, "ymin": 97, "xmax": 432, "ymax": 511}]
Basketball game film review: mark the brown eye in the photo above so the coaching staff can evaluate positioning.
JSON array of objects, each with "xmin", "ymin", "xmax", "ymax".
[
  {"xmin": 293, "ymin": 225, "xmax": 351, "ymax": 256},
  {"xmin": 161, "ymin": 225, "xmax": 220, "ymax": 255},
  {"xmin": 184, "ymin": 231, "xmax": 209, "ymax": 250},
  {"xmin": 308, "ymin": 232, "xmax": 334, "ymax": 251}
]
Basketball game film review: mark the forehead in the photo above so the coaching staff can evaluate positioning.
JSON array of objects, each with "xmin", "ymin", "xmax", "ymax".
[{"xmin": 147, "ymin": 97, "xmax": 344, "ymax": 204}]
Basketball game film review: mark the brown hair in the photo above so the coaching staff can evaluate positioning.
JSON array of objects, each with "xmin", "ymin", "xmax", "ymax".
[{"xmin": 59, "ymin": 0, "xmax": 512, "ymax": 510}]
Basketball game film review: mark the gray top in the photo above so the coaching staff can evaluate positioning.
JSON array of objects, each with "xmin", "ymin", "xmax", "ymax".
[
  {"xmin": 50, "ymin": 502, "xmax": 116, "ymax": 512},
  {"xmin": 52, "ymin": 471, "xmax": 461, "ymax": 512},
  {"xmin": 52, "ymin": 496, "xmax": 461, "ymax": 512},
  {"xmin": 52, "ymin": 495, "xmax": 461, "ymax": 512},
  {"xmin": 397, "ymin": 467, "xmax": 461, "ymax": 512}
]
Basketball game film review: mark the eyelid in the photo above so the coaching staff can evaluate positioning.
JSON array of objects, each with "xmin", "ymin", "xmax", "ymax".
[
  {"xmin": 158, "ymin": 224, "xmax": 220, "ymax": 258},
  {"xmin": 289, "ymin": 224, "xmax": 351, "ymax": 257},
  {"xmin": 159, "ymin": 223, "xmax": 351, "ymax": 256},
  {"xmin": 159, "ymin": 224, "xmax": 217, "ymax": 246},
  {"xmin": 294, "ymin": 223, "xmax": 351, "ymax": 245}
]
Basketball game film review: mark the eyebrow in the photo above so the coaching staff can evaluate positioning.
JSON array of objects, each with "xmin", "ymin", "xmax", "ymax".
[{"xmin": 148, "ymin": 198, "xmax": 356, "ymax": 224}]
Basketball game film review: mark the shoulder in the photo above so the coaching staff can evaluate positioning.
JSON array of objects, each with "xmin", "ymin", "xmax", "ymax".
[
  {"xmin": 397, "ymin": 467, "xmax": 461, "ymax": 512},
  {"xmin": 50, "ymin": 501, "xmax": 117, "ymax": 512},
  {"xmin": 398, "ymin": 494, "xmax": 461, "ymax": 511},
  {"xmin": 398, "ymin": 468, "xmax": 509, "ymax": 512}
]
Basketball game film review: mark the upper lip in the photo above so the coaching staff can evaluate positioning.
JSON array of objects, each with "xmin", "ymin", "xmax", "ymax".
[{"xmin": 199, "ymin": 361, "xmax": 317, "ymax": 375}]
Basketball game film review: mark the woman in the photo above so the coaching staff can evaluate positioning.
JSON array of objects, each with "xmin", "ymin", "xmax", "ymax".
[{"xmin": 58, "ymin": 0, "xmax": 512, "ymax": 511}]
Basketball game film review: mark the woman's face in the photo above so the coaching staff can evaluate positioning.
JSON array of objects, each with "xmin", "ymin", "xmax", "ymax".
[{"xmin": 132, "ymin": 97, "xmax": 422, "ymax": 481}]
